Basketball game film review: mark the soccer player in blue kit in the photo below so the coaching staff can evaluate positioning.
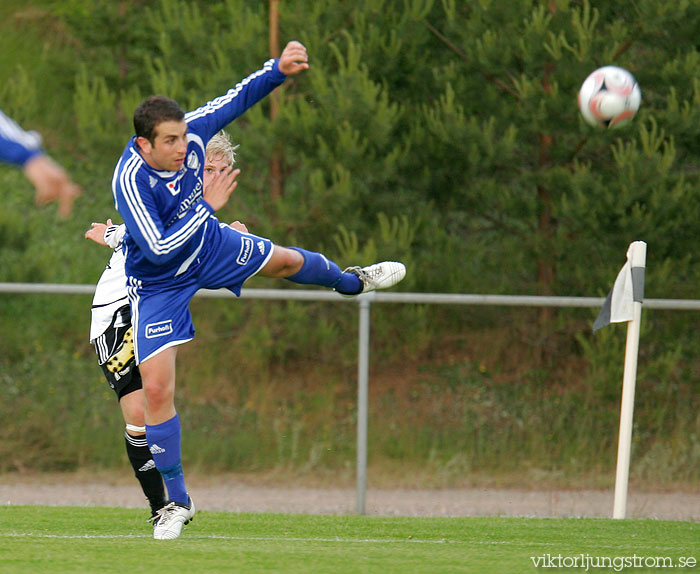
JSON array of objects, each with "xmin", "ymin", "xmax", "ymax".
[
  {"xmin": 112, "ymin": 41, "xmax": 406, "ymax": 539},
  {"xmin": 0, "ymin": 108, "xmax": 80, "ymax": 217},
  {"xmin": 87, "ymin": 132, "xmax": 243, "ymax": 524}
]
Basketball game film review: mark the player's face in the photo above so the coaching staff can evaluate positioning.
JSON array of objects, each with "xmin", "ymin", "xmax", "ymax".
[
  {"xmin": 142, "ymin": 120, "xmax": 188, "ymax": 172},
  {"xmin": 203, "ymin": 154, "xmax": 232, "ymax": 190}
]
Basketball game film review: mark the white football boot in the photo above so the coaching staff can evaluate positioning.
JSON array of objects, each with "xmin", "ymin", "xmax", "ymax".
[
  {"xmin": 341, "ymin": 261, "xmax": 406, "ymax": 295},
  {"xmin": 151, "ymin": 497, "xmax": 195, "ymax": 540}
]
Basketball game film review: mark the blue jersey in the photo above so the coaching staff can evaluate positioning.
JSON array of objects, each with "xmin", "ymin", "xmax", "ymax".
[
  {"xmin": 0, "ymin": 108, "xmax": 43, "ymax": 166},
  {"xmin": 112, "ymin": 58, "xmax": 286, "ymax": 282}
]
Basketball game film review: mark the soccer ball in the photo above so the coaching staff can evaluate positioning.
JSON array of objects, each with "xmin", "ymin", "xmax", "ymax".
[{"xmin": 578, "ymin": 66, "xmax": 641, "ymax": 128}]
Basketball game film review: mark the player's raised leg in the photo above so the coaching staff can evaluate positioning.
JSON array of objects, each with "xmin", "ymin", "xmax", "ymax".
[{"xmin": 258, "ymin": 246, "xmax": 406, "ymax": 294}]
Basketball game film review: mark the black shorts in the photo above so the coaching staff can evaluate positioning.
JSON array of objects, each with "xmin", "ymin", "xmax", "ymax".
[
  {"xmin": 100, "ymin": 359, "xmax": 142, "ymax": 400},
  {"xmin": 93, "ymin": 304, "xmax": 143, "ymax": 400}
]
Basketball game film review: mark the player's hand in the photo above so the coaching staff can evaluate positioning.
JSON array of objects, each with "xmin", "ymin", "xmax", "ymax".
[
  {"xmin": 85, "ymin": 219, "xmax": 111, "ymax": 246},
  {"xmin": 278, "ymin": 41, "xmax": 309, "ymax": 76},
  {"xmin": 24, "ymin": 154, "xmax": 81, "ymax": 218},
  {"xmin": 203, "ymin": 166, "xmax": 240, "ymax": 211},
  {"xmin": 229, "ymin": 220, "xmax": 248, "ymax": 233}
]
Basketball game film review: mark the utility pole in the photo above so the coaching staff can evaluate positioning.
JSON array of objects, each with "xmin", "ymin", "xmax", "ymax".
[{"xmin": 269, "ymin": 0, "xmax": 283, "ymax": 202}]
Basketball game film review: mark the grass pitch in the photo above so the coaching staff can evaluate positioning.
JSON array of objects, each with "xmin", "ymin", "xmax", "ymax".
[{"xmin": 0, "ymin": 506, "xmax": 697, "ymax": 573}]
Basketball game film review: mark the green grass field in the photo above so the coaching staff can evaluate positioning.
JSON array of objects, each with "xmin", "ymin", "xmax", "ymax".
[{"xmin": 0, "ymin": 507, "xmax": 697, "ymax": 573}]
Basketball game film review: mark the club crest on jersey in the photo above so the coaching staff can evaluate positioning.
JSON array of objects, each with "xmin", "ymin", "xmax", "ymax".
[
  {"xmin": 167, "ymin": 181, "xmax": 179, "ymax": 196},
  {"xmin": 145, "ymin": 320, "xmax": 173, "ymax": 338},
  {"xmin": 237, "ymin": 237, "xmax": 254, "ymax": 265},
  {"xmin": 187, "ymin": 150, "xmax": 200, "ymax": 170}
]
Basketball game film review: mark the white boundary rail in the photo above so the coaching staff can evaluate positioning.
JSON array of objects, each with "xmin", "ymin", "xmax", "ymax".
[{"xmin": 3, "ymin": 282, "xmax": 700, "ymax": 515}]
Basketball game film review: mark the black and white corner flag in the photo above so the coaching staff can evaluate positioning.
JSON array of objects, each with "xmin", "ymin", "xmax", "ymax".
[{"xmin": 593, "ymin": 241, "xmax": 646, "ymax": 332}]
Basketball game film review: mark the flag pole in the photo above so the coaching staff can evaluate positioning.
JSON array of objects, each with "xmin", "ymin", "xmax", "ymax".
[{"xmin": 612, "ymin": 241, "xmax": 647, "ymax": 519}]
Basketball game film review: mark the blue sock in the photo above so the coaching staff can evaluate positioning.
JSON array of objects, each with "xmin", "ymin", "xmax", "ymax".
[
  {"xmin": 334, "ymin": 271, "xmax": 363, "ymax": 294},
  {"xmin": 146, "ymin": 414, "xmax": 189, "ymax": 505},
  {"xmin": 285, "ymin": 247, "xmax": 362, "ymax": 294}
]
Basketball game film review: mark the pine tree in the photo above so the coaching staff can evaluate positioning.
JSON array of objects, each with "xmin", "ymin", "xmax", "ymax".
[{"xmin": 407, "ymin": 0, "xmax": 700, "ymax": 297}]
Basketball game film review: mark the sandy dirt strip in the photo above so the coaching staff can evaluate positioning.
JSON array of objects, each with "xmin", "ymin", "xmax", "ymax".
[{"xmin": 1, "ymin": 473, "xmax": 697, "ymax": 521}]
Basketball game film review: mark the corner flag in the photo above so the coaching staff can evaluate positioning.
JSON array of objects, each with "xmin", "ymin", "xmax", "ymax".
[
  {"xmin": 593, "ymin": 241, "xmax": 647, "ymax": 520},
  {"xmin": 593, "ymin": 241, "xmax": 646, "ymax": 332}
]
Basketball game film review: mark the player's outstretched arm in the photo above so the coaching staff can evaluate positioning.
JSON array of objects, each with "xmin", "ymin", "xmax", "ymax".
[
  {"xmin": 0, "ymin": 108, "xmax": 80, "ymax": 217},
  {"xmin": 185, "ymin": 42, "xmax": 308, "ymax": 142},
  {"xmin": 85, "ymin": 219, "xmax": 126, "ymax": 248},
  {"xmin": 23, "ymin": 154, "xmax": 81, "ymax": 218},
  {"xmin": 278, "ymin": 41, "xmax": 309, "ymax": 76},
  {"xmin": 85, "ymin": 220, "xmax": 110, "ymax": 246}
]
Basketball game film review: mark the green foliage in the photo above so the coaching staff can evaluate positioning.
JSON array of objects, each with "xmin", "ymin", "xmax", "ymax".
[{"xmin": 1, "ymin": 0, "xmax": 699, "ymax": 485}]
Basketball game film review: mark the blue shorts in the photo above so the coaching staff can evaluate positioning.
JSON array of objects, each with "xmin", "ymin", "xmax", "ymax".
[{"xmin": 128, "ymin": 221, "xmax": 273, "ymax": 364}]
